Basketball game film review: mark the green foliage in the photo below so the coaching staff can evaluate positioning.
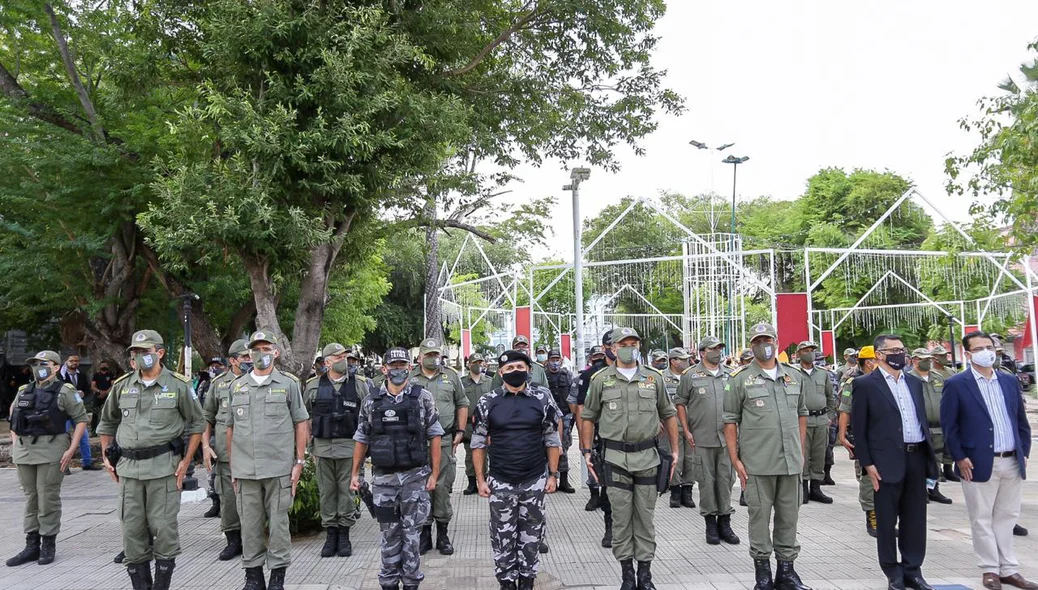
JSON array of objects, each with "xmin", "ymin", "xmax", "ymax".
[
  {"xmin": 321, "ymin": 243, "xmax": 393, "ymax": 346},
  {"xmin": 288, "ymin": 457, "xmax": 321, "ymax": 534}
]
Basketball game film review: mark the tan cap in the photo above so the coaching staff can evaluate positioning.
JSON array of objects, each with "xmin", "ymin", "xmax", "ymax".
[
  {"xmin": 651, "ymin": 350, "xmax": 668, "ymax": 361},
  {"xmin": 911, "ymin": 348, "xmax": 932, "ymax": 358},
  {"xmin": 228, "ymin": 339, "xmax": 249, "ymax": 357},
  {"xmin": 796, "ymin": 341, "xmax": 818, "ymax": 352},
  {"xmin": 247, "ymin": 329, "xmax": 278, "ymax": 348},
  {"xmin": 322, "ymin": 342, "xmax": 347, "ymax": 358},
  {"xmin": 512, "ymin": 334, "xmax": 530, "ymax": 346},
  {"xmin": 697, "ymin": 336, "xmax": 724, "ymax": 351},
  {"xmin": 29, "ymin": 350, "xmax": 61, "ymax": 364},
  {"xmin": 930, "ymin": 344, "xmax": 948, "ymax": 355},
  {"xmin": 844, "ymin": 347, "xmax": 858, "ymax": 356},
  {"xmin": 609, "ymin": 327, "xmax": 640, "ymax": 344},
  {"xmin": 419, "ymin": 338, "xmax": 442, "ymax": 355},
  {"xmin": 128, "ymin": 329, "xmax": 164, "ymax": 350},
  {"xmin": 668, "ymin": 347, "xmax": 691, "ymax": 360},
  {"xmin": 748, "ymin": 323, "xmax": 778, "ymax": 341}
]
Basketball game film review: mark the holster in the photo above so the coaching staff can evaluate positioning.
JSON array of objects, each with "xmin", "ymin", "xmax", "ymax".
[
  {"xmin": 656, "ymin": 441, "xmax": 673, "ymax": 495},
  {"xmin": 358, "ymin": 481, "xmax": 377, "ymax": 519},
  {"xmin": 372, "ymin": 500, "xmax": 400, "ymax": 524},
  {"xmin": 105, "ymin": 442, "xmax": 123, "ymax": 475}
]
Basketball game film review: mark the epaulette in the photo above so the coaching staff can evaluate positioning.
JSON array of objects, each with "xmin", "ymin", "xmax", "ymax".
[
  {"xmin": 112, "ymin": 372, "xmax": 132, "ymax": 386},
  {"xmin": 589, "ymin": 366, "xmax": 611, "ymax": 381},
  {"xmin": 729, "ymin": 366, "xmax": 747, "ymax": 377},
  {"xmin": 17, "ymin": 383, "xmax": 29, "ymax": 393},
  {"xmin": 170, "ymin": 371, "xmax": 191, "ymax": 383},
  {"xmin": 305, "ymin": 375, "xmax": 319, "ymax": 386},
  {"xmin": 642, "ymin": 365, "xmax": 664, "ymax": 377}
]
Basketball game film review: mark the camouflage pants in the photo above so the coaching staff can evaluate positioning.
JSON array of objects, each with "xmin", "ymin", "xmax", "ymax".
[
  {"xmin": 559, "ymin": 416, "xmax": 573, "ymax": 474},
  {"xmin": 488, "ymin": 473, "xmax": 547, "ymax": 583},
  {"xmin": 374, "ymin": 477, "xmax": 431, "ymax": 587},
  {"xmin": 215, "ymin": 461, "xmax": 240, "ymax": 532}
]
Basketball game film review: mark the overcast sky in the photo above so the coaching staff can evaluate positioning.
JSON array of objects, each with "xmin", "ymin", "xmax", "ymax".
[{"xmin": 497, "ymin": 1, "xmax": 1038, "ymax": 262}]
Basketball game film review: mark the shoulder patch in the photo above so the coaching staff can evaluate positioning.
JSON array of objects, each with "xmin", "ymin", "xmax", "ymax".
[
  {"xmin": 283, "ymin": 372, "xmax": 300, "ymax": 382},
  {"xmin": 17, "ymin": 383, "xmax": 29, "ymax": 392}
]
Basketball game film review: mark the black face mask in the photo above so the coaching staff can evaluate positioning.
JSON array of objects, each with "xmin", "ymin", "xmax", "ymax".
[
  {"xmin": 884, "ymin": 353, "xmax": 907, "ymax": 371},
  {"xmin": 604, "ymin": 349, "xmax": 616, "ymax": 362},
  {"xmin": 502, "ymin": 370, "xmax": 528, "ymax": 387}
]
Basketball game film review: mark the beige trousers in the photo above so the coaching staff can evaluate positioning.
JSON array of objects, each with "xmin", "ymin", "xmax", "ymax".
[{"xmin": 961, "ymin": 456, "xmax": 1022, "ymax": 577}]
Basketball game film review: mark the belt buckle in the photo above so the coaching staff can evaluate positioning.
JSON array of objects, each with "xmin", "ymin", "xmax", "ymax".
[{"xmin": 905, "ymin": 443, "xmax": 917, "ymax": 452}]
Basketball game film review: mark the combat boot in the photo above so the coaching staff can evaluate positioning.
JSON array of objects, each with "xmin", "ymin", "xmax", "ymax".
[
  {"xmin": 403, "ymin": 586, "xmax": 419, "ymax": 590},
  {"xmin": 718, "ymin": 514, "xmax": 741, "ymax": 545},
  {"xmin": 242, "ymin": 565, "xmax": 266, "ymax": 590},
  {"xmin": 636, "ymin": 561, "xmax": 657, "ymax": 590},
  {"xmin": 865, "ymin": 510, "xmax": 878, "ymax": 538},
  {"xmin": 127, "ymin": 561, "xmax": 153, "ymax": 590},
  {"xmin": 619, "ymin": 559, "xmax": 637, "ymax": 590},
  {"xmin": 704, "ymin": 515, "xmax": 721, "ymax": 545},
  {"xmin": 943, "ymin": 464, "xmax": 960, "ymax": 483},
  {"xmin": 808, "ymin": 480, "xmax": 833, "ymax": 504},
  {"xmin": 775, "ymin": 560, "xmax": 812, "ymax": 590},
  {"xmin": 381, "ymin": 584, "xmax": 401, "ymax": 590},
  {"xmin": 802, "ymin": 480, "xmax": 810, "ymax": 504},
  {"xmin": 153, "ymin": 558, "xmax": 175, "ymax": 590},
  {"xmin": 337, "ymin": 526, "xmax": 352, "ymax": 557},
  {"xmin": 602, "ymin": 514, "xmax": 613, "ymax": 548},
  {"xmin": 114, "ymin": 550, "xmax": 125, "ymax": 564},
  {"xmin": 268, "ymin": 567, "xmax": 286, "ymax": 590},
  {"xmin": 585, "ymin": 487, "xmax": 601, "ymax": 511},
  {"xmin": 219, "ymin": 530, "xmax": 243, "ymax": 561},
  {"xmin": 539, "ymin": 540, "xmax": 549, "ymax": 554},
  {"xmin": 740, "ymin": 490, "xmax": 748, "ymax": 507},
  {"xmin": 463, "ymin": 476, "xmax": 478, "ymax": 495},
  {"xmin": 204, "ymin": 495, "xmax": 221, "ymax": 518},
  {"xmin": 681, "ymin": 485, "xmax": 696, "ymax": 508},
  {"xmin": 822, "ymin": 465, "xmax": 836, "ymax": 486},
  {"xmin": 6, "ymin": 532, "xmax": 40, "ymax": 567},
  {"xmin": 558, "ymin": 472, "xmax": 576, "ymax": 493},
  {"xmin": 928, "ymin": 484, "xmax": 952, "ymax": 505},
  {"xmin": 38, "ymin": 535, "xmax": 56, "ymax": 565},
  {"xmin": 498, "ymin": 579, "xmax": 518, "ymax": 590},
  {"xmin": 1014, "ymin": 524, "xmax": 1028, "ymax": 536},
  {"xmin": 321, "ymin": 527, "xmax": 339, "ymax": 558},
  {"xmin": 419, "ymin": 524, "xmax": 432, "ymax": 555},
  {"xmin": 518, "ymin": 577, "xmax": 535, "ymax": 590},
  {"xmin": 436, "ymin": 522, "xmax": 455, "ymax": 555},
  {"xmin": 753, "ymin": 559, "xmax": 774, "ymax": 590},
  {"xmin": 669, "ymin": 486, "xmax": 681, "ymax": 508}
]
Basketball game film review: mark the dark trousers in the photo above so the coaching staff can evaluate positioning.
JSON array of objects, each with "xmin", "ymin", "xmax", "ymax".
[{"xmin": 874, "ymin": 449, "xmax": 928, "ymax": 580}]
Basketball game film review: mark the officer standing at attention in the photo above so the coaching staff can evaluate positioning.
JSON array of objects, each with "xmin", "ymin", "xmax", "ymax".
[
  {"xmin": 492, "ymin": 335, "xmax": 548, "ymax": 387},
  {"xmin": 661, "ymin": 347, "xmax": 695, "ymax": 509},
  {"xmin": 462, "ymin": 353, "xmax": 494, "ymax": 495},
  {"xmin": 581, "ymin": 327, "xmax": 679, "ymax": 590},
  {"xmin": 908, "ymin": 349, "xmax": 953, "ymax": 505},
  {"xmin": 409, "ymin": 338, "xmax": 468, "ymax": 556},
  {"xmin": 838, "ymin": 346, "xmax": 879, "ymax": 537},
  {"xmin": 793, "ymin": 341, "xmax": 835, "ymax": 505},
  {"xmin": 226, "ymin": 330, "xmax": 309, "ymax": 590},
  {"xmin": 676, "ymin": 336, "xmax": 739, "ymax": 545},
  {"xmin": 6, "ymin": 350, "xmax": 88, "ymax": 567},
  {"xmin": 305, "ymin": 343, "xmax": 368, "ymax": 558},
  {"xmin": 545, "ymin": 348, "xmax": 577, "ymax": 493},
  {"xmin": 351, "ymin": 347, "xmax": 442, "ymax": 590},
  {"xmin": 723, "ymin": 323, "xmax": 812, "ymax": 590},
  {"xmin": 97, "ymin": 330, "xmax": 204, "ymax": 590}
]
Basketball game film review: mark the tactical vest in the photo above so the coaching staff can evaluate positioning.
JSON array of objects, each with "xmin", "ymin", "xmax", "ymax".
[
  {"xmin": 12, "ymin": 380, "xmax": 69, "ymax": 438},
  {"xmin": 312, "ymin": 375, "xmax": 361, "ymax": 439},
  {"xmin": 546, "ymin": 369, "xmax": 571, "ymax": 413},
  {"xmin": 369, "ymin": 385, "xmax": 427, "ymax": 471}
]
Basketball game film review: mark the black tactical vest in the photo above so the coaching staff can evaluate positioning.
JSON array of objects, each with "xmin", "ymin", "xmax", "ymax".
[
  {"xmin": 546, "ymin": 368, "xmax": 572, "ymax": 415},
  {"xmin": 369, "ymin": 385, "xmax": 427, "ymax": 471},
  {"xmin": 311, "ymin": 375, "xmax": 361, "ymax": 439},
  {"xmin": 12, "ymin": 380, "xmax": 69, "ymax": 438}
]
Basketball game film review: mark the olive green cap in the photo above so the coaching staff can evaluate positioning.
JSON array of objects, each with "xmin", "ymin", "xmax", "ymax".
[
  {"xmin": 668, "ymin": 347, "xmax": 691, "ymax": 360},
  {"xmin": 930, "ymin": 345, "xmax": 948, "ymax": 355},
  {"xmin": 128, "ymin": 329, "xmax": 164, "ymax": 351},
  {"xmin": 419, "ymin": 338, "xmax": 442, "ymax": 355},
  {"xmin": 739, "ymin": 349, "xmax": 754, "ymax": 361},
  {"xmin": 651, "ymin": 349, "xmax": 668, "ymax": 361},
  {"xmin": 911, "ymin": 348, "xmax": 932, "ymax": 359},
  {"xmin": 468, "ymin": 353, "xmax": 485, "ymax": 363},
  {"xmin": 29, "ymin": 350, "xmax": 61, "ymax": 364},
  {"xmin": 796, "ymin": 340, "xmax": 818, "ymax": 352},
  {"xmin": 247, "ymin": 329, "xmax": 278, "ymax": 348},
  {"xmin": 697, "ymin": 336, "xmax": 724, "ymax": 351},
  {"xmin": 228, "ymin": 339, "xmax": 249, "ymax": 357},
  {"xmin": 609, "ymin": 327, "xmax": 640, "ymax": 344},
  {"xmin": 748, "ymin": 323, "xmax": 778, "ymax": 342},
  {"xmin": 322, "ymin": 342, "xmax": 347, "ymax": 358}
]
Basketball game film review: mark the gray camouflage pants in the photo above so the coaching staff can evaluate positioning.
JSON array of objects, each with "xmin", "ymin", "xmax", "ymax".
[
  {"xmin": 488, "ymin": 473, "xmax": 548, "ymax": 583},
  {"xmin": 374, "ymin": 478, "xmax": 431, "ymax": 587}
]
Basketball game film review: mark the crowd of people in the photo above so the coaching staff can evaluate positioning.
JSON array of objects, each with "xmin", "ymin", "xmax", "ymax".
[{"xmin": 4, "ymin": 325, "xmax": 1034, "ymax": 590}]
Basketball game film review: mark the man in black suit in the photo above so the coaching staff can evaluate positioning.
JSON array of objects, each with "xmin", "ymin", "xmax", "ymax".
[{"xmin": 852, "ymin": 334, "xmax": 938, "ymax": 590}]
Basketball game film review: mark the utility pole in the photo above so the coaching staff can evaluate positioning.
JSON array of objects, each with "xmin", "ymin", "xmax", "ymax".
[{"xmin": 565, "ymin": 167, "xmax": 591, "ymax": 368}]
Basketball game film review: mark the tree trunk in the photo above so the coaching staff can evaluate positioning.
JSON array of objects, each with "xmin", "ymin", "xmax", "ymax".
[
  {"xmin": 423, "ymin": 197, "xmax": 444, "ymax": 342},
  {"xmin": 242, "ymin": 253, "xmax": 293, "ymax": 364}
]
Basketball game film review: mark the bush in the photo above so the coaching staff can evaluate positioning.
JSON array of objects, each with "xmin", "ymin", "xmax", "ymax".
[{"xmin": 289, "ymin": 457, "xmax": 322, "ymax": 534}]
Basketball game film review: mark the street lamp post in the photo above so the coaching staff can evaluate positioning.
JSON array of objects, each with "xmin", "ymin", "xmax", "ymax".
[
  {"xmin": 177, "ymin": 292, "xmax": 200, "ymax": 491},
  {"xmin": 721, "ymin": 155, "xmax": 749, "ymax": 350},
  {"xmin": 565, "ymin": 167, "xmax": 591, "ymax": 369}
]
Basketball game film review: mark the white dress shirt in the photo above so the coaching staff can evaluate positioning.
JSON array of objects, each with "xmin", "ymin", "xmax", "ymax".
[
  {"xmin": 970, "ymin": 366, "xmax": 1015, "ymax": 453},
  {"xmin": 882, "ymin": 370, "xmax": 925, "ymax": 443}
]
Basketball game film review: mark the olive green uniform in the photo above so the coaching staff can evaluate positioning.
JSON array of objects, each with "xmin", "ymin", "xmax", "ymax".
[
  {"xmin": 461, "ymin": 372, "xmax": 494, "ymax": 479},
  {"xmin": 838, "ymin": 376, "xmax": 874, "ymax": 512},
  {"xmin": 723, "ymin": 362, "xmax": 807, "ymax": 561},
  {"xmin": 676, "ymin": 363, "xmax": 734, "ymax": 516},
  {"xmin": 795, "ymin": 365, "xmax": 836, "ymax": 481},
  {"xmin": 409, "ymin": 366, "xmax": 468, "ymax": 525},
  {"xmin": 202, "ymin": 369, "xmax": 242, "ymax": 533},
  {"xmin": 227, "ymin": 369, "xmax": 309, "ymax": 569},
  {"xmin": 97, "ymin": 368, "xmax": 205, "ymax": 565},
  {"xmin": 12, "ymin": 380, "xmax": 87, "ymax": 537},
  {"xmin": 660, "ymin": 368, "xmax": 695, "ymax": 486},
  {"xmin": 917, "ymin": 372, "xmax": 950, "ymax": 466},
  {"xmin": 583, "ymin": 365, "xmax": 676, "ymax": 563},
  {"xmin": 304, "ymin": 374, "xmax": 369, "ymax": 529}
]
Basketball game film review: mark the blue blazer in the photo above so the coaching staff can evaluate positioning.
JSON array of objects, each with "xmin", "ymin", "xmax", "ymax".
[{"xmin": 939, "ymin": 368, "xmax": 1031, "ymax": 482}]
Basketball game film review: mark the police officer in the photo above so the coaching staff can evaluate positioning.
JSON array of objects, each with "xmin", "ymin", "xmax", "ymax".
[
  {"xmin": 838, "ymin": 345, "xmax": 879, "ymax": 536},
  {"xmin": 581, "ymin": 327, "xmax": 679, "ymax": 590},
  {"xmin": 409, "ymin": 338, "xmax": 468, "ymax": 556},
  {"xmin": 492, "ymin": 335, "xmax": 548, "ymax": 387},
  {"xmin": 661, "ymin": 347, "xmax": 695, "ymax": 509},
  {"xmin": 351, "ymin": 347, "xmax": 442, "ymax": 590},
  {"xmin": 462, "ymin": 353, "xmax": 494, "ymax": 495},
  {"xmin": 928, "ymin": 345, "xmax": 953, "ymax": 379},
  {"xmin": 818, "ymin": 352, "xmax": 839, "ymax": 486},
  {"xmin": 841, "ymin": 348, "xmax": 859, "ymax": 381},
  {"xmin": 677, "ymin": 337, "xmax": 739, "ymax": 545},
  {"xmin": 793, "ymin": 341, "xmax": 835, "ymax": 505},
  {"xmin": 305, "ymin": 343, "xmax": 368, "ymax": 558},
  {"xmin": 574, "ymin": 342, "xmax": 610, "ymax": 514},
  {"xmin": 226, "ymin": 330, "xmax": 309, "ymax": 590},
  {"xmin": 723, "ymin": 323, "xmax": 812, "ymax": 590},
  {"xmin": 650, "ymin": 350, "xmax": 669, "ymax": 372},
  {"xmin": 473, "ymin": 349, "xmax": 562, "ymax": 590},
  {"xmin": 545, "ymin": 348, "xmax": 576, "ymax": 493},
  {"xmin": 739, "ymin": 349, "xmax": 754, "ymax": 367},
  {"xmin": 201, "ymin": 338, "xmax": 250, "ymax": 561},
  {"xmin": 97, "ymin": 330, "xmax": 204, "ymax": 590},
  {"xmin": 908, "ymin": 349, "xmax": 953, "ymax": 505},
  {"xmin": 6, "ymin": 350, "xmax": 88, "ymax": 567}
]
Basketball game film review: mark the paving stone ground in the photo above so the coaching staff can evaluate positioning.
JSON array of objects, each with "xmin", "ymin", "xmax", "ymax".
[{"xmin": 1, "ymin": 408, "xmax": 1036, "ymax": 590}]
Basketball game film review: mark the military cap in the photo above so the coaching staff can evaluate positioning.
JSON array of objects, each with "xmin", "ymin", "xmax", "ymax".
[
  {"xmin": 748, "ymin": 323, "xmax": 778, "ymax": 341},
  {"xmin": 346, "ymin": 349, "xmax": 360, "ymax": 360},
  {"xmin": 796, "ymin": 340, "xmax": 818, "ymax": 352},
  {"xmin": 228, "ymin": 339, "xmax": 249, "ymax": 357},
  {"xmin": 930, "ymin": 344, "xmax": 948, "ymax": 355},
  {"xmin": 208, "ymin": 357, "xmax": 226, "ymax": 366},
  {"xmin": 609, "ymin": 327, "xmax": 640, "ymax": 344},
  {"xmin": 844, "ymin": 347, "xmax": 858, "ymax": 356},
  {"xmin": 419, "ymin": 338, "xmax": 442, "ymax": 355},
  {"xmin": 697, "ymin": 336, "xmax": 725, "ymax": 351},
  {"xmin": 739, "ymin": 349, "xmax": 754, "ymax": 361},
  {"xmin": 601, "ymin": 331, "xmax": 614, "ymax": 346},
  {"xmin": 29, "ymin": 350, "xmax": 61, "ymax": 365},
  {"xmin": 128, "ymin": 329, "xmax": 164, "ymax": 350},
  {"xmin": 467, "ymin": 352, "xmax": 485, "ymax": 363},
  {"xmin": 498, "ymin": 349, "xmax": 533, "ymax": 368},
  {"xmin": 512, "ymin": 335, "xmax": 530, "ymax": 346},
  {"xmin": 857, "ymin": 345, "xmax": 876, "ymax": 360},
  {"xmin": 322, "ymin": 342, "xmax": 347, "ymax": 358},
  {"xmin": 911, "ymin": 348, "xmax": 932, "ymax": 359},
  {"xmin": 668, "ymin": 347, "xmax": 691, "ymax": 360},
  {"xmin": 991, "ymin": 334, "xmax": 1005, "ymax": 351},
  {"xmin": 651, "ymin": 349, "xmax": 668, "ymax": 361},
  {"xmin": 536, "ymin": 345, "xmax": 548, "ymax": 354},
  {"xmin": 247, "ymin": 329, "xmax": 278, "ymax": 348},
  {"xmin": 384, "ymin": 347, "xmax": 410, "ymax": 364},
  {"xmin": 589, "ymin": 345, "xmax": 605, "ymax": 357},
  {"xmin": 548, "ymin": 349, "xmax": 562, "ymax": 359}
]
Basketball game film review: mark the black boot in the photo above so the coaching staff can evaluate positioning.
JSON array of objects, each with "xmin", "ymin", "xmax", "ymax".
[
  {"xmin": 558, "ymin": 472, "xmax": 576, "ymax": 493},
  {"xmin": 802, "ymin": 480, "xmax": 810, "ymax": 504},
  {"xmin": 601, "ymin": 514, "xmax": 613, "ymax": 548},
  {"xmin": 753, "ymin": 559, "xmax": 774, "ymax": 590},
  {"xmin": 153, "ymin": 559, "xmax": 175, "ymax": 590},
  {"xmin": 865, "ymin": 510, "xmax": 877, "ymax": 538},
  {"xmin": 419, "ymin": 524, "xmax": 432, "ymax": 555},
  {"xmin": 38, "ymin": 535, "xmax": 56, "ymax": 565},
  {"xmin": 637, "ymin": 560, "xmax": 657, "ymax": 590},
  {"xmin": 681, "ymin": 485, "xmax": 696, "ymax": 508},
  {"xmin": 6, "ymin": 532, "xmax": 40, "ymax": 567},
  {"xmin": 928, "ymin": 483, "xmax": 952, "ymax": 505},
  {"xmin": 126, "ymin": 561, "xmax": 153, "ymax": 590},
  {"xmin": 436, "ymin": 522, "xmax": 455, "ymax": 555},
  {"xmin": 268, "ymin": 567, "xmax": 286, "ymax": 590},
  {"xmin": 740, "ymin": 490, "xmax": 748, "ymax": 507},
  {"xmin": 822, "ymin": 465, "xmax": 835, "ymax": 485},
  {"xmin": 337, "ymin": 526, "xmax": 352, "ymax": 557},
  {"xmin": 463, "ymin": 476, "xmax": 478, "ymax": 495},
  {"xmin": 203, "ymin": 495, "xmax": 221, "ymax": 518},
  {"xmin": 775, "ymin": 560, "xmax": 812, "ymax": 590},
  {"xmin": 539, "ymin": 540, "xmax": 549, "ymax": 554},
  {"xmin": 518, "ymin": 577, "xmax": 535, "ymax": 590},
  {"xmin": 1014, "ymin": 524, "xmax": 1028, "ymax": 536},
  {"xmin": 498, "ymin": 580, "xmax": 518, "ymax": 590},
  {"xmin": 114, "ymin": 550, "xmax": 125, "ymax": 564},
  {"xmin": 705, "ymin": 515, "xmax": 721, "ymax": 545},
  {"xmin": 321, "ymin": 526, "xmax": 339, "ymax": 558},
  {"xmin": 943, "ymin": 463, "xmax": 961, "ymax": 483},
  {"xmin": 585, "ymin": 487, "xmax": 601, "ymax": 511},
  {"xmin": 219, "ymin": 530, "xmax": 243, "ymax": 561},
  {"xmin": 808, "ymin": 480, "xmax": 833, "ymax": 504},
  {"xmin": 620, "ymin": 559, "xmax": 637, "ymax": 590},
  {"xmin": 669, "ymin": 486, "xmax": 681, "ymax": 508},
  {"xmin": 242, "ymin": 565, "xmax": 266, "ymax": 590},
  {"xmin": 718, "ymin": 514, "xmax": 741, "ymax": 545},
  {"xmin": 403, "ymin": 586, "xmax": 419, "ymax": 590}
]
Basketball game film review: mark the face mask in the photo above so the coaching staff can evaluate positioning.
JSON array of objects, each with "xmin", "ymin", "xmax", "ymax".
[
  {"xmin": 548, "ymin": 361, "xmax": 561, "ymax": 371},
  {"xmin": 468, "ymin": 363, "xmax": 482, "ymax": 375},
  {"xmin": 208, "ymin": 367, "xmax": 223, "ymax": 378},
  {"xmin": 970, "ymin": 349, "xmax": 997, "ymax": 368},
  {"xmin": 251, "ymin": 351, "xmax": 274, "ymax": 370},
  {"xmin": 799, "ymin": 352, "xmax": 815, "ymax": 364},
  {"xmin": 502, "ymin": 370, "xmax": 528, "ymax": 387},
  {"xmin": 388, "ymin": 368, "xmax": 410, "ymax": 386},
  {"xmin": 617, "ymin": 346, "xmax": 639, "ymax": 364},
  {"xmin": 33, "ymin": 364, "xmax": 53, "ymax": 382},
  {"xmin": 916, "ymin": 359, "xmax": 932, "ymax": 372},
  {"xmin": 99, "ymin": 367, "xmax": 110, "ymax": 374},
  {"xmin": 751, "ymin": 342, "xmax": 775, "ymax": 363},
  {"xmin": 673, "ymin": 360, "xmax": 689, "ymax": 372},
  {"xmin": 653, "ymin": 361, "xmax": 667, "ymax": 370},
  {"xmin": 884, "ymin": 352, "xmax": 907, "ymax": 371},
  {"xmin": 347, "ymin": 364, "xmax": 359, "ymax": 376},
  {"xmin": 704, "ymin": 350, "xmax": 723, "ymax": 365},
  {"xmin": 422, "ymin": 356, "xmax": 439, "ymax": 370},
  {"xmin": 536, "ymin": 353, "xmax": 547, "ymax": 363},
  {"xmin": 135, "ymin": 352, "xmax": 158, "ymax": 371},
  {"xmin": 332, "ymin": 359, "xmax": 350, "ymax": 375},
  {"xmin": 239, "ymin": 361, "xmax": 254, "ymax": 373},
  {"xmin": 604, "ymin": 348, "xmax": 616, "ymax": 362}
]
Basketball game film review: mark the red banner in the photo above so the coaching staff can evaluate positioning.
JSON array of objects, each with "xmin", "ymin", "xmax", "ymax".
[
  {"xmin": 561, "ymin": 333, "xmax": 572, "ymax": 361},
  {"xmin": 461, "ymin": 329, "xmax": 471, "ymax": 359},
  {"xmin": 821, "ymin": 330, "xmax": 835, "ymax": 360},
  {"xmin": 1021, "ymin": 296, "xmax": 1038, "ymax": 360},
  {"xmin": 515, "ymin": 306, "xmax": 532, "ymax": 343},
  {"xmin": 776, "ymin": 293, "xmax": 810, "ymax": 348}
]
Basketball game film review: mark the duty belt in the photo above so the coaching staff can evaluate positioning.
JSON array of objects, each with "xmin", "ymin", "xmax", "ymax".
[
  {"xmin": 807, "ymin": 409, "xmax": 828, "ymax": 417},
  {"xmin": 121, "ymin": 441, "xmax": 182, "ymax": 461},
  {"xmin": 602, "ymin": 438, "xmax": 656, "ymax": 453},
  {"xmin": 604, "ymin": 463, "xmax": 657, "ymax": 492}
]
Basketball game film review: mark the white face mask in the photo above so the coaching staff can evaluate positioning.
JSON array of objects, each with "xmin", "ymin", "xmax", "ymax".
[{"xmin": 970, "ymin": 349, "xmax": 997, "ymax": 368}]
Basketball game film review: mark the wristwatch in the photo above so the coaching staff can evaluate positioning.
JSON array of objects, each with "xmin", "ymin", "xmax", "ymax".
[
  {"xmin": 580, "ymin": 448, "xmax": 592, "ymax": 456},
  {"xmin": 549, "ymin": 471, "xmax": 560, "ymax": 479},
  {"xmin": 294, "ymin": 459, "xmax": 306, "ymax": 466}
]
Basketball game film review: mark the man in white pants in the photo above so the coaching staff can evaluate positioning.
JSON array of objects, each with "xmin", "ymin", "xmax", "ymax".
[{"xmin": 940, "ymin": 331, "xmax": 1034, "ymax": 590}]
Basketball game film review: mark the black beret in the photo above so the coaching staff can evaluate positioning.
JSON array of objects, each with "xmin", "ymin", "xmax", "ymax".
[
  {"xmin": 602, "ymin": 331, "xmax": 614, "ymax": 346},
  {"xmin": 496, "ymin": 349, "xmax": 532, "ymax": 369}
]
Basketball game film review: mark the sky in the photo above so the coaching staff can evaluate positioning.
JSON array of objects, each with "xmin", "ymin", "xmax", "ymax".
[{"xmin": 497, "ymin": 1, "xmax": 1038, "ymax": 262}]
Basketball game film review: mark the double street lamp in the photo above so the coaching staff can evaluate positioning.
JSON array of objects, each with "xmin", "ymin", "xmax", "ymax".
[
  {"xmin": 564, "ymin": 167, "xmax": 591, "ymax": 369},
  {"xmin": 721, "ymin": 154, "xmax": 749, "ymax": 352}
]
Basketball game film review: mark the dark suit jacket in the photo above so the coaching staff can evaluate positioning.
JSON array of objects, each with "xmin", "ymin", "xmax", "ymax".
[
  {"xmin": 851, "ymin": 369, "xmax": 938, "ymax": 483},
  {"xmin": 939, "ymin": 368, "xmax": 1031, "ymax": 482}
]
